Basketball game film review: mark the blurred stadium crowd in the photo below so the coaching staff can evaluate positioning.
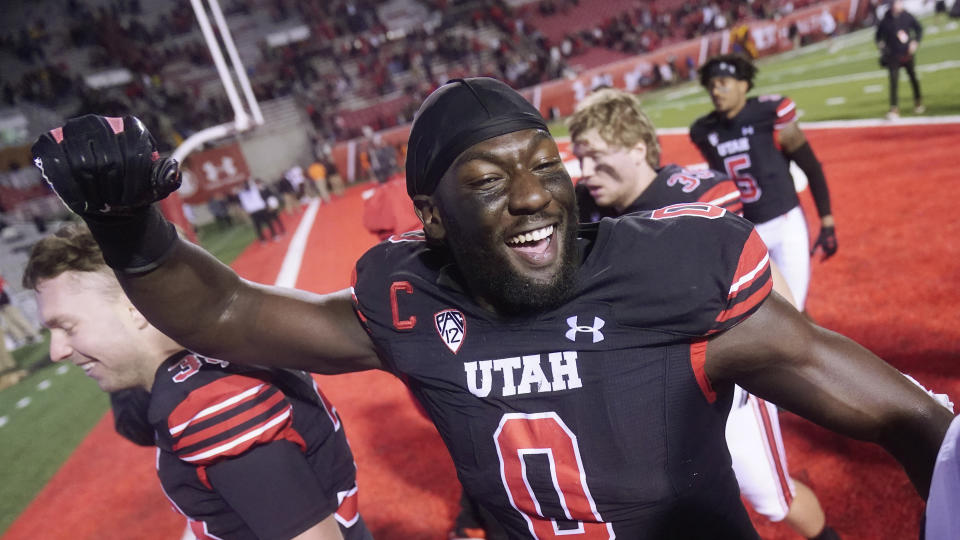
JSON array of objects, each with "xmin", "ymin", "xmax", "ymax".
[{"xmin": 3, "ymin": 0, "xmax": 834, "ymax": 152}]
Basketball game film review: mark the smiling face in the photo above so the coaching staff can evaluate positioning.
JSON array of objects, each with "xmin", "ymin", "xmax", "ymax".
[
  {"xmin": 35, "ymin": 271, "xmax": 152, "ymax": 392},
  {"xmin": 418, "ymin": 128, "xmax": 579, "ymax": 315},
  {"xmin": 572, "ymin": 127, "xmax": 654, "ymax": 213},
  {"xmin": 707, "ymin": 75, "xmax": 749, "ymax": 118}
]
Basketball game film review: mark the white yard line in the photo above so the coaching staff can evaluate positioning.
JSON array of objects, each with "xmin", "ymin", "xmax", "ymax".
[{"xmin": 273, "ymin": 199, "xmax": 320, "ymax": 288}]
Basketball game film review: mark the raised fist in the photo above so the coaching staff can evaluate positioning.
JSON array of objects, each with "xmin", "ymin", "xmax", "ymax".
[{"xmin": 31, "ymin": 115, "xmax": 181, "ymax": 216}]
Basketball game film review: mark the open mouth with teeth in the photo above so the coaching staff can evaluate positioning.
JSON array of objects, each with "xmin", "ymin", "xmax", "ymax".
[{"xmin": 505, "ymin": 224, "xmax": 556, "ymax": 265}]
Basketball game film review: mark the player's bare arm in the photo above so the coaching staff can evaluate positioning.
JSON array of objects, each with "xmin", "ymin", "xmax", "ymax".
[
  {"xmin": 120, "ymin": 241, "xmax": 380, "ymax": 373},
  {"xmin": 31, "ymin": 114, "xmax": 382, "ymax": 375},
  {"xmin": 705, "ymin": 291, "xmax": 953, "ymax": 497}
]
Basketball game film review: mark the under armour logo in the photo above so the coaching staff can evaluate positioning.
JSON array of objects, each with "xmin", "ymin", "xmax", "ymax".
[{"xmin": 565, "ymin": 316, "xmax": 605, "ymax": 343}]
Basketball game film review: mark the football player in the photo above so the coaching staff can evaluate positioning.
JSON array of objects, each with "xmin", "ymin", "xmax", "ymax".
[
  {"xmin": 690, "ymin": 54, "xmax": 836, "ymax": 313},
  {"xmin": 569, "ymin": 87, "xmax": 838, "ymax": 540},
  {"xmin": 22, "ymin": 224, "xmax": 371, "ymax": 540},
  {"xmin": 31, "ymin": 83, "xmax": 954, "ymax": 538}
]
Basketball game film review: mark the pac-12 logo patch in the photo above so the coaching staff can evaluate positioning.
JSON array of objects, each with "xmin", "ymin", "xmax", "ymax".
[{"xmin": 435, "ymin": 309, "xmax": 466, "ymax": 354}]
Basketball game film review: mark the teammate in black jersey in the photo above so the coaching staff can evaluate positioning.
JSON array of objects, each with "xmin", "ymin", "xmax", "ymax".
[
  {"xmin": 22, "ymin": 224, "xmax": 372, "ymax": 540},
  {"xmin": 569, "ymin": 87, "xmax": 742, "ymax": 222},
  {"xmin": 570, "ymin": 87, "xmax": 839, "ymax": 540},
  {"xmin": 31, "ymin": 86, "xmax": 955, "ymax": 539},
  {"xmin": 691, "ymin": 54, "xmax": 836, "ymax": 314}
]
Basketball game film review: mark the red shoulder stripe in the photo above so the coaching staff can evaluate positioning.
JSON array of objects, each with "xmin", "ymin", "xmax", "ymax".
[
  {"xmin": 726, "ymin": 229, "xmax": 770, "ymax": 299},
  {"xmin": 700, "ymin": 182, "xmax": 743, "ymax": 216},
  {"xmin": 775, "ymin": 98, "xmax": 796, "ymax": 126},
  {"xmin": 178, "ymin": 405, "xmax": 293, "ymax": 464},
  {"xmin": 172, "ymin": 390, "xmax": 286, "ymax": 451},
  {"xmin": 716, "ymin": 278, "xmax": 772, "ymax": 324},
  {"xmin": 168, "ymin": 375, "xmax": 268, "ymax": 435}
]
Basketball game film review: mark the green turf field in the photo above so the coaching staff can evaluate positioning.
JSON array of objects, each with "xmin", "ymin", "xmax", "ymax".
[
  {"xmin": 0, "ymin": 223, "xmax": 254, "ymax": 534},
  {"xmin": 550, "ymin": 16, "xmax": 960, "ymax": 136}
]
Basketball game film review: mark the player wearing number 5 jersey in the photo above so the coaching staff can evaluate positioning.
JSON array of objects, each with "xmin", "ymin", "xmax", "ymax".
[
  {"xmin": 690, "ymin": 54, "xmax": 836, "ymax": 312},
  {"xmin": 30, "ymin": 80, "xmax": 954, "ymax": 540},
  {"xmin": 570, "ymin": 88, "xmax": 839, "ymax": 540}
]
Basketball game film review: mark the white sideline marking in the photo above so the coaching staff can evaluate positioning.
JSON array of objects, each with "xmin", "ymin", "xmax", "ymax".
[
  {"xmin": 37, "ymin": 379, "xmax": 51, "ymax": 391},
  {"xmin": 826, "ymin": 97, "xmax": 847, "ymax": 106},
  {"xmin": 0, "ymin": 416, "xmax": 7, "ymax": 428},
  {"xmin": 274, "ymin": 199, "xmax": 320, "ymax": 288},
  {"xmin": 55, "ymin": 365, "xmax": 68, "ymax": 375},
  {"xmin": 864, "ymin": 84, "xmax": 884, "ymax": 94},
  {"xmin": 16, "ymin": 397, "xmax": 31, "ymax": 409}
]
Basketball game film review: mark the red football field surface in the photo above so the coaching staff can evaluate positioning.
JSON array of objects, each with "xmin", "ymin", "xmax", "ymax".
[{"xmin": 5, "ymin": 122, "xmax": 959, "ymax": 540}]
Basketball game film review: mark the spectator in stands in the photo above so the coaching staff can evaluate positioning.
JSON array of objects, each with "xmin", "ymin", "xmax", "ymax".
[
  {"xmin": 0, "ymin": 329, "xmax": 15, "ymax": 373},
  {"xmin": 207, "ymin": 194, "xmax": 233, "ymax": 229},
  {"xmin": 236, "ymin": 179, "xmax": 283, "ymax": 243},
  {"xmin": 22, "ymin": 222, "xmax": 372, "ymax": 540},
  {"xmin": 308, "ymin": 159, "xmax": 332, "ymax": 203},
  {"xmin": 326, "ymin": 159, "xmax": 346, "ymax": 196},
  {"xmin": 0, "ymin": 273, "xmax": 41, "ymax": 349}
]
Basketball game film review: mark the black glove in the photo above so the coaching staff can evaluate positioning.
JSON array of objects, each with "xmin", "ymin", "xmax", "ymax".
[
  {"xmin": 31, "ymin": 114, "xmax": 181, "ymax": 216},
  {"xmin": 810, "ymin": 225, "xmax": 838, "ymax": 260},
  {"xmin": 31, "ymin": 115, "xmax": 182, "ymax": 272}
]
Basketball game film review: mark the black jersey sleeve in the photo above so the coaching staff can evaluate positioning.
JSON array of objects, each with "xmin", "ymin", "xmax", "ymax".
[
  {"xmin": 606, "ymin": 205, "xmax": 772, "ymax": 336},
  {"xmin": 109, "ymin": 387, "xmax": 155, "ymax": 446},
  {"xmin": 755, "ymin": 94, "xmax": 797, "ymax": 129},
  {"xmin": 351, "ymin": 233, "xmax": 428, "ymax": 373},
  {"xmin": 205, "ymin": 441, "xmax": 336, "ymax": 540},
  {"xmin": 688, "ymin": 117, "xmax": 711, "ymax": 157}
]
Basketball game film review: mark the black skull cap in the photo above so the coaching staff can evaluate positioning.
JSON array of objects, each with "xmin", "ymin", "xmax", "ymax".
[{"xmin": 405, "ymin": 77, "xmax": 549, "ymax": 199}]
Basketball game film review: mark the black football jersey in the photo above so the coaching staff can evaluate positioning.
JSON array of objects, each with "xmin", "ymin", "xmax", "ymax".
[
  {"xmin": 690, "ymin": 96, "xmax": 800, "ymax": 224},
  {"xmin": 148, "ymin": 351, "xmax": 362, "ymax": 540},
  {"xmin": 576, "ymin": 163, "xmax": 743, "ymax": 222},
  {"xmin": 353, "ymin": 210, "xmax": 772, "ymax": 539}
]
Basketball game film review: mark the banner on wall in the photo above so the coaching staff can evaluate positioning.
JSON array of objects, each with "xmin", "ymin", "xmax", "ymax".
[{"xmin": 178, "ymin": 143, "xmax": 251, "ymax": 205}]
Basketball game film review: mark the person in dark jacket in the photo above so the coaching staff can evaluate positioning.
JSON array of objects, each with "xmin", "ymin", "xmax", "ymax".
[{"xmin": 875, "ymin": 0, "xmax": 923, "ymax": 119}]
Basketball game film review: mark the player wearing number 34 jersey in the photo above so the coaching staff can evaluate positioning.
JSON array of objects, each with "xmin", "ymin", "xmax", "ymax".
[{"xmin": 353, "ymin": 209, "xmax": 772, "ymax": 539}]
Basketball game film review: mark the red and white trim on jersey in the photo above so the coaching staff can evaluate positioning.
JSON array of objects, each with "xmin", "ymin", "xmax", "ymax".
[
  {"xmin": 700, "ymin": 182, "xmax": 744, "ymax": 216},
  {"xmin": 334, "ymin": 485, "xmax": 360, "ymax": 527},
  {"xmin": 689, "ymin": 339, "xmax": 716, "ymax": 404},
  {"xmin": 312, "ymin": 378, "xmax": 341, "ymax": 431},
  {"xmin": 169, "ymin": 382, "xmax": 268, "ymax": 436},
  {"xmin": 751, "ymin": 397, "xmax": 794, "ymax": 514},
  {"xmin": 168, "ymin": 375, "xmax": 296, "ymax": 465},
  {"xmin": 774, "ymin": 98, "xmax": 797, "ymax": 129},
  {"xmin": 157, "ymin": 456, "xmax": 226, "ymax": 540},
  {"xmin": 715, "ymin": 229, "xmax": 772, "ymax": 325},
  {"xmin": 178, "ymin": 407, "xmax": 292, "ymax": 463}
]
